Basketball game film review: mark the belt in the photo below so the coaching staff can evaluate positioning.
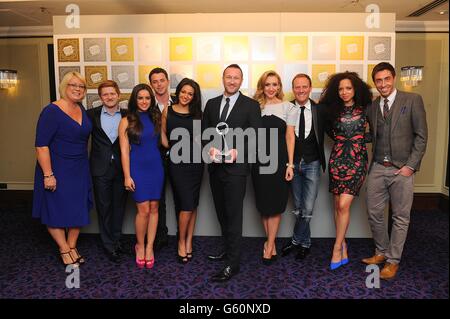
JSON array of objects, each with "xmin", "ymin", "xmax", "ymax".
[{"xmin": 378, "ymin": 161, "xmax": 395, "ymax": 167}]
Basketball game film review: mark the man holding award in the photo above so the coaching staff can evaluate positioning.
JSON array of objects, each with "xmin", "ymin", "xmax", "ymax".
[{"xmin": 202, "ymin": 64, "xmax": 262, "ymax": 282}]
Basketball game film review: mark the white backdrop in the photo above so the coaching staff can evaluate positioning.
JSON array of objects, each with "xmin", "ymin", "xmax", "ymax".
[
  {"xmin": 53, "ymin": 13, "xmax": 395, "ymax": 238},
  {"xmin": 82, "ymin": 139, "xmax": 379, "ymax": 238}
]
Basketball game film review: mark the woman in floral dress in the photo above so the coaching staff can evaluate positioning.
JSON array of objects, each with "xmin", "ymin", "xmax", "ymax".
[{"xmin": 320, "ymin": 72, "xmax": 372, "ymax": 270}]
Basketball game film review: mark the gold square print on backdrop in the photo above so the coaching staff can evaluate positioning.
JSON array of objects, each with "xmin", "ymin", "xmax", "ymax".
[
  {"xmin": 110, "ymin": 38, "xmax": 135, "ymax": 62},
  {"xmin": 85, "ymin": 66, "xmax": 108, "ymax": 89},
  {"xmin": 57, "ymin": 38, "xmax": 80, "ymax": 62},
  {"xmin": 119, "ymin": 93, "xmax": 131, "ymax": 109}
]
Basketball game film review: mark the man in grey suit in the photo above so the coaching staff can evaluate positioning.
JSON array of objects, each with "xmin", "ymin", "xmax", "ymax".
[{"xmin": 362, "ymin": 62, "xmax": 427, "ymax": 280}]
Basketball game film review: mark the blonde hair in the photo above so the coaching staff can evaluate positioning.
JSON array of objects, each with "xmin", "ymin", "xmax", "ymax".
[
  {"xmin": 253, "ymin": 70, "xmax": 284, "ymax": 107},
  {"xmin": 59, "ymin": 71, "xmax": 86, "ymax": 99}
]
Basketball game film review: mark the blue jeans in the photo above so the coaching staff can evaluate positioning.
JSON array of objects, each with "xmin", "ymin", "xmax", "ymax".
[{"xmin": 291, "ymin": 159, "xmax": 321, "ymax": 248}]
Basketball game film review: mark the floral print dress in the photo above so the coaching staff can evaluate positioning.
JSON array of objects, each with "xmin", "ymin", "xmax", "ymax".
[{"xmin": 328, "ymin": 105, "xmax": 368, "ymax": 196}]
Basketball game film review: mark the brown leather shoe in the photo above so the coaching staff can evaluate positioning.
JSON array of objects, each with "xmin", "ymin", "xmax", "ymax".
[
  {"xmin": 361, "ymin": 254, "xmax": 386, "ymax": 265},
  {"xmin": 380, "ymin": 263, "xmax": 399, "ymax": 280}
]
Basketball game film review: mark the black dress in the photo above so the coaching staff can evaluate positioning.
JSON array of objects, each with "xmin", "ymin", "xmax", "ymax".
[
  {"xmin": 252, "ymin": 102, "xmax": 297, "ymax": 216},
  {"xmin": 167, "ymin": 105, "xmax": 204, "ymax": 212},
  {"xmin": 328, "ymin": 105, "xmax": 368, "ymax": 196}
]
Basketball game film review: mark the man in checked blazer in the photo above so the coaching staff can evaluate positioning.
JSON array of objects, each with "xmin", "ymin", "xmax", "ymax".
[
  {"xmin": 87, "ymin": 80, "xmax": 128, "ymax": 262},
  {"xmin": 362, "ymin": 62, "xmax": 428, "ymax": 280}
]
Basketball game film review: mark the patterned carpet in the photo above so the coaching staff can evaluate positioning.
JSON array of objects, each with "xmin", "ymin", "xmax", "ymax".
[{"xmin": 0, "ymin": 206, "xmax": 448, "ymax": 299}]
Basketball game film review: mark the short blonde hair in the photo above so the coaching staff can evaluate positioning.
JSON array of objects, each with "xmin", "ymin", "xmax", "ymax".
[
  {"xmin": 253, "ymin": 70, "xmax": 284, "ymax": 106},
  {"xmin": 59, "ymin": 71, "xmax": 86, "ymax": 99}
]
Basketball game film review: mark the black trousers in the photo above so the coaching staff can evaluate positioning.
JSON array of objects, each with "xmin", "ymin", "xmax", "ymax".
[
  {"xmin": 156, "ymin": 155, "xmax": 169, "ymax": 240},
  {"xmin": 92, "ymin": 161, "xmax": 127, "ymax": 253},
  {"xmin": 209, "ymin": 166, "xmax": 247, "ymax": 269}
]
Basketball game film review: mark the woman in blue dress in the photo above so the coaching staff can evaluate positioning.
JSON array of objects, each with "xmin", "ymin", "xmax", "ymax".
[
  {"xmin": 32, "ymin": 71, "xmax": 93, "ymax": 267},
  {"xmin": 161, "ymin": 78, "xmax": 203, "ymax": 264},
  {"xmin": 119, "ymin": 84, "xmax": 164, "ymax": 269}
]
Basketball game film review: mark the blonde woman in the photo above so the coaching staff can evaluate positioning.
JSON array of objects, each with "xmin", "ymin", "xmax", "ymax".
[
  {"xmin": 32, "ymin": 71, "xmax": 92, "ymax": 267},
  {"xmin": 251, "ymin": 70, "xmax": 298, "ymax": 265}
]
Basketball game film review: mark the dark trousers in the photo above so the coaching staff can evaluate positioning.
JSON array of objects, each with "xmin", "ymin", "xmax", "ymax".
[
  {"xmin": 209, "ymin": 166, "xmax": 247, "ymax": 269},
  {"xmin": 156, "ymin": 155, "xmax": 169, "ymax": 241},
  {"xmin": 92, "ymin": 161, "xmax": 127, "ymax": 253}
]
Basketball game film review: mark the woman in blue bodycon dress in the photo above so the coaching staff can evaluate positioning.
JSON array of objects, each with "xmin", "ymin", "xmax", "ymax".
[
  {"xmin": 119, "ymin": 84, "xmax": 164, "ymax": 269},
  {"xmin": 32, "ymin": 71, "xmax": 92, "ymax": 267}
]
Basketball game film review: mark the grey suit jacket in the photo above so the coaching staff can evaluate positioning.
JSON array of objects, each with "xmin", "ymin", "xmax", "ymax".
[{"xmin": 366, "ymin": 90, "xmax": 427, "ymax": 171}]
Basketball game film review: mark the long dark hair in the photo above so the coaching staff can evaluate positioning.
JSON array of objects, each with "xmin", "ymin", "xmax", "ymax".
[
  {"xmin": 174, "ymin": 78, "xmax": 202, "ymax": 119},
  {"xmin": 126, "ymin": 83, "xmax": 161, "ymax": 144},
  {"xmin": 319, "ymin": 71, "xmax": 373, "ymax": 122}
]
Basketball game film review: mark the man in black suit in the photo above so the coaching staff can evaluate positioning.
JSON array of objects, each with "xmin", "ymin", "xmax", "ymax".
[
  {"xmin": 87, "ymin": 80, "xmax": 127, "ymax": 262},
  {"xmin": 149, "ymin": 67, "xmax": 173, "ymax": 251},
  {"xmin": 202, "ymin": 64, "xmax": 262, "ymax": 282},
  {"xmin": 283, "ymin": 74, "xmax": 326, "ymax": 260}
]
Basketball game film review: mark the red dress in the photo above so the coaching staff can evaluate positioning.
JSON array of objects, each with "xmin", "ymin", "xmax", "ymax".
[{"xmin": 328, "ymin": 105, "xmax": 368, "ymax": 196}]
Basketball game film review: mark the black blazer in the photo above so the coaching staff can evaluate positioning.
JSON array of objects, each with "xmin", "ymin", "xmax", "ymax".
[
  {"xmin": 202, "ymin": 92, "xmax": 262, "ymax": 176},
  {"xmin": 87, "ymin": 106, "xmax": 127, "ymax": 177},
  {"xmin": 155, "ymin": 94, "xmax": 176, "ymax": 154},
  {"xmin": 291, "ymin": 99, "xmax": 327, "ymax": 172}
]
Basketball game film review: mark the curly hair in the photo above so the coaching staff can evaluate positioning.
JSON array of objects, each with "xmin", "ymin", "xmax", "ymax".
[
  {"xmin": 253, "ymin": 70, "xmax": 284, "ymax": 107},
  {"xmin": 174, "ymin": 78, "xmax": 202, "ymax": 119},
  {"xmin": 319, "ymin": 71, "xmax": 373, "ymax": 121},
  {"xmin": 126, "ymin": 83, "xmax": 161, "ymax": 144}
]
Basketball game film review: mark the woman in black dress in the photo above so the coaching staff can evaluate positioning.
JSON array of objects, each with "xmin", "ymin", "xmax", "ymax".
[
  {"xmin": 320, "ymin": 72, "xmax": 372, "ymax": 270},
  {"xmin": 161, "ymin": 78, "xmax": 203, "ymax": 264},
  {"xmin": 252, "ymin": 70, "xmax": 298, "ymax": 264}
]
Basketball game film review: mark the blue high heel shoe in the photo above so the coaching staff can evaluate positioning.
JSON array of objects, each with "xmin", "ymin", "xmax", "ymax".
[
  {"xmin": 330, "ymin": 244, "xmax": 348, "ymax": 270},
  {"xmin": 330, "ymin": 260, "xmax": 342, "ymax": 270},
  {"xmin": 341, "ymin": 243, "xmax": 349, "ymax": 265},
  {"xmin": 330, "ymin": 244, "xmax": 344, "ymax": 270}
]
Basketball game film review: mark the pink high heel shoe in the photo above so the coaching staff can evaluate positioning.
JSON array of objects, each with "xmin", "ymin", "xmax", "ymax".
[
  {"xmin": 135, "ymin": 244, "xmax": 145, "ymax": 268},
  {"xmin": 146, "ymin": 257, "xmax": 155, "ymax": 269}
]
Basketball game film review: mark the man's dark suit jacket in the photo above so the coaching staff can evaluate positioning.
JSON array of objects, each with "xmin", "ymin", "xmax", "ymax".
[
  {"xmin": 202, "ymin": 92, "xmax": 262, "ymax": 176},
  {"xmin": 87, "ymin": 107, "xmax": 127, "ymax": 177}
]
